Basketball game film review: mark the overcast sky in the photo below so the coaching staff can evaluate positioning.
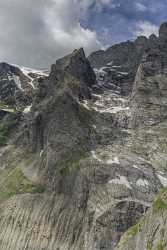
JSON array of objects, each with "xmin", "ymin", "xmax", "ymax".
[{"xmin": 0, "ymin": 0, "xmax": 166, "ymax": 68}]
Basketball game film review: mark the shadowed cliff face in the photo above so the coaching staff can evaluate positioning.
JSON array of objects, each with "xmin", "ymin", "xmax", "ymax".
[
  {"xmin": 88, "ymin": 32, "xmax": 162, "ymax": 97},
  {"xmin": 0, "ymin": 23, "xmax": 167, "ymax": 250},
  {"xmin": 88, "ymin": 36, "xmax": 149, "ymax": 96},
  {"xmin": 115, "ymin": 22, "xmax": 167, "ymax": 250},
  {"xmin": 0, "ymin": 62, "xmax": 32, "ymax": 108},
  {"xmin": 50, "ymin": 48, "xmax": 96, "ymax": 88}
]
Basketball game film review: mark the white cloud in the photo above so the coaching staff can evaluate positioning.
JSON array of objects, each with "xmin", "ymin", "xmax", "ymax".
[
  {"xmin": 45, "ymin": 0, "xmax": 102, "ymax": 56},
  {"xmin": 135, "ymin": 2, "xmax": 147, "ymax": 12},
  {"xmin": 134, "ymin": 21, "xmax": 159, "ymax": 37},
  {"xmin": 0, "ymin": 0, "xmax": 102, "ymax": 68},
  {"xmin": 76, "ymin": 0, "xmax": 114, "ymax": 16}
]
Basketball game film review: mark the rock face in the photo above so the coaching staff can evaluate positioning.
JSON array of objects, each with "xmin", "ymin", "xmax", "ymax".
[
  {"xmin": 51, "ymin": 48, "xmax": 96, "ymax": 87},
  {"xmin": 115, "ymin": 187, "xmax": 167, "ymax": 250},
  {"xmin": 114, "ymin": 21, "xmax": 167, "ymax": 250},
  {"xmin": 88, "ymin": 36, "xmax": 150, "ymax": 96},
  {"xmin": 0, "ymin": 62, "xmax": 49, "ymax": 110},
  {"xmin": 88, "ymin": 34, "xmax": 164, "ymax": 96},
  {"xmin": 0, "ymin": 62, "xmax": 32, "ymax": 108},
  {"xmin": 48, "ymin": 48, "xmax": 96, "ymax": 100},
  {"xmin": 0, "ymin": 23, "xmax": 167, "ymax": 250}
]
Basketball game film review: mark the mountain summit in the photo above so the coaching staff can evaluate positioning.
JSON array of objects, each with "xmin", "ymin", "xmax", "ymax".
[{"xmin": 0, "ymin": 23, "xmax": 167, "ymax": 250}]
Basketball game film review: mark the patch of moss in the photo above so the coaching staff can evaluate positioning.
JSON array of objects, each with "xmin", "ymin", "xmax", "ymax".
[
  {"xmin": 0, "ymin": 168, "xmax": 45, "ymax": 202},
  {"xmin": 60, "ymin": 158, "xmax": 82, "ymax": 177},
  {"xmin": 153, "ymin": 197, "xmax": 167, "ymax": 211},
  {"xmin": 158, "ymin": 187, "xmax": 167, "ymax": 197},
  {"xmin": 157, "ymin": 240, "xmax": 167, "ymax": 250},
  {"xmin": 0, "ymin": 123, "xmax": 9, "ymax": 146},
  {"xmin": 59, "ymin": 133, "xmax": 89, "ymax": 177},
  {"xmin": 78, "ymin": 105, "xmax": 93, "ymax": 126},
  {"xmin": 147, "ymin": 240, "xmax": 153, "ymax": 250},
  {"xmin": 127, "ymin": 223, "xmax": 141, "ymax": 237},
  {"xmin": 0, "ymin": 101, "xmax": 15, "ymax": 112},
  {"xmin": 117, "ymin": 222, "xmax": 142, "ymax": 247},
  {"xmin": 0, "ymin": 113, "xmax": 19, "ymax": 146}
]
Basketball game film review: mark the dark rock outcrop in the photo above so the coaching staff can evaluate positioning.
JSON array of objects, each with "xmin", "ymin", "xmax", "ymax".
[
  {"xmin": 131, "ymin": 23, "xmax": 167, "ymax": 128},
  {"xmin": 159, "ymin": 22, "xmax": 167, "ymax": 42},
  {"xmin": 0, "ymin": 62, "xmax": 32, "ymax": 108},
  {"xmin": 88, "ymin": 36, "xmax": 150, "ymax": 95},
  {"xmin": 48, "ymin": 48, "xmax": 96, "ymax": 100},
  {"xmin": 88, "ymin": 33, "xmax": 164, "ymax": 96}
]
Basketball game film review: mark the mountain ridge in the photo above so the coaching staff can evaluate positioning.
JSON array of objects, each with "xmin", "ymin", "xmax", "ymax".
[{"xmin": 0, "ymin": 22, "xmax": 166, "ymax": 250}]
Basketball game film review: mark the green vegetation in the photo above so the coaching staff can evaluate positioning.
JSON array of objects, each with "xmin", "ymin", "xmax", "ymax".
[
  {"xmin": 127, "ymin": 223, "xmax": 141, "ymax": 237},
  {"xmin": 78, "ymin": 104, "xmax": 93, "ymax": 125},
  {"xmin": 153, "ymin": 187, "xmax": 167, "ymax": 212},
  {"xmin": 60, "ymin": 158, "xmax": 82, "ymax": 176},
  {"xmin": 0, "ymin": 100, "xmax": 15, "ymax": 112},
  {"xmin": 158, "ymin": 187, "xmax": 167, "ymax": 196},
  {"xmin": 0, "ymin": 113, "xmax": 19, "ymax": 146},
  {"xmin": 117, "ymin": 222, "xmax": 142, "ymax": 248},
  {"xmin": 147, "ymin": 240, "xmax": 153, "ymax": 250},
  {"xmin": 153, "ymin": 197, "xmax": 167, "ymax": 210},
  {"xmin": 0, "ymin": 123, "xmax": 8, "ymax": 146},
  {"xmin": 60, "ymin": 149, "xmax": 89, "ymax": 177},
  {"xmin": 157, "ymin": 240, "xmax": 167, "ymax": 250},
  {"xmin": 0, "ymin": 168, "xmax": 45, "ymax": 202}
]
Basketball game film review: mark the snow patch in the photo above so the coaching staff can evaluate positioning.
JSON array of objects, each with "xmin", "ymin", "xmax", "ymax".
[
  {"xmin": 8, "ymin": 74, "xmax": 23, "ymax": 91},
  {"xmin": 23, "ymin": 104, "xmax": 32, "ymax": 114},
  {"xmin": 112, "ymin": 65, "xmax": 121, "ymax": 68},
  {"xmin": 13, "ymin": 75, "xmax": 23, "ymax": 90},
  {"xmin": 20, "ymin": 66, "xmax": 49, "ymax": 89},
  {"xmin": 93, "ymin": 106, "xmax": 129, "ymax": 114},
  {"xmin": 94, "ymin": 67, "xmax": 107, "ymax": 78},
  {"xmin": 106, "ymin": 61, "xmax": 113, "ymax": 66},
  {"xmin": 91, "ymin": 150, "xmax": 102, "ymax": 162},
  {"xmin": 92, "ymin": 93, "xmax": 101, "ymax": 98},
  {"xmin": 136, "ymin": 178, "xmax": 149, "ymax": 187},
  {"xmin": 109, "ymin": 176, "xmax": 132, "ymax": 189},
  {"xmin": 91, "ymin": 151, "xmax": 120, "ymax": 165},
  {"xmin": 20, "ymin": 67, "xmax": 36, "ymax": 89},
  {"xmin": 40, "ymin": 150, "xmax": 44, "ymax": 157},
  {"xmin": 157, "ymin": 174, "xmax": 167, "ymax": 187},
  {"xmin": 95, "ymin": 101, "xmax": 104, "ymax": 108},
  {"xmin": 118, "ymin": 71, "xmax": 129, "ymax": 75},
  {"xmin": 109, "ymin": 106, "xmax": 129, "ymax": 114},
  {"xmin": 106, "ymin": 156, "xmax": 120, "ymax": 165},
  {"xmin": 80, "ymin": 100, "xmax": 90, "ymax": 110},
  {"xmin": 21, "ymin": 66, "xmax": 49, "ymax": 77},
  {"xmin": 133, "ymin": 164, "xmax": 140, "ymax": 169}
]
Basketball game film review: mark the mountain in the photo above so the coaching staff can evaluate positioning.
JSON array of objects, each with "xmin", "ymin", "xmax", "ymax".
[
  {"xmin": 88, "ymin": 33, "xmax": 158, "ymax": 96},
  {"xmin": 0, "ymin": 23, "xmax": 166, "ymax": 250},
  {"xmin": 0, "ymin": 62, "xmax": 48, "ymax": 110}
]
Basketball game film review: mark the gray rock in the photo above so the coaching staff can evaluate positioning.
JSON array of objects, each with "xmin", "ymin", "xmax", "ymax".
[{"xmin": 0, "ymin": 23, "xmax": 167, "ymax": 250}]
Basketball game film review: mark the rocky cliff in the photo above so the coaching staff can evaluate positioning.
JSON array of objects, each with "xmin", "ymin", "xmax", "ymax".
[
  {"xmin": 88, "ymin": 32, "xmax": 159, "ymax": 96},
  {"xmin": 0, "ymin": 23, "xmax": 166, "ymax": 250},
  {"xmin": 114, "ymin": 22, "xmax": 167, "ymax": 250}
]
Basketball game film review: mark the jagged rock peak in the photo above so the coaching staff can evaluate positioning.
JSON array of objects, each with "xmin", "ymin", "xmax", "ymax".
[
  {"xmin": 149, "ymin": 33, "xmax": 157, "ymax": 40},
  {"xmin": 134, "ymin": 36, "xmax": 148, "ymax": 46},
  {"xmin": 50, "ymin": 48, "xmax": 96, "ymax": 87},
  {"xmin": 159, "ymin": 22, "xmax": 167, "ymax": 41},
  {"xmin": 0, "ymin": 62, "xmax": 21, "ymax": 75},
  {"xmin": 148, "ymin": 34, "xmax": 158, "ymax": 48}
]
